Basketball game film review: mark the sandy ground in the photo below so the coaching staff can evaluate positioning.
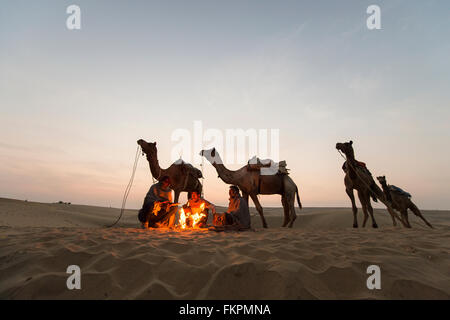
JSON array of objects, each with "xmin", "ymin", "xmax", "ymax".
[{"xmin": 0, "ymin": 197, "xmax": 449, "ymax": 299}]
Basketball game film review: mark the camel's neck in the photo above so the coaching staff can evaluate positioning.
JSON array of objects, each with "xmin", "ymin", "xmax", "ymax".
[
  {"xmin": 345, "ymin": 150, "xmax": 356, "ymax": 164},
  {"xmin": 205, "ymin": 154, "xmax": 237, "ymax": 184},
  {"xmin": 148, "ymin": 152, "xmax": 164, "ymax": 179},
  {"xmin": 213, "ymin": 163, "xmax": 237, "ymax": 184},
  {"xmin": 379, "ymin": 181, "xmax": 392, "ymax": 202},
  {"xmin": 341, "ymin": 150, "xmax": 357, "ymax": 177}
]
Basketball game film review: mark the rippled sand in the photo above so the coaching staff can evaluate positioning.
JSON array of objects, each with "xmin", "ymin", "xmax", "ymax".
[{"xmin": 1, "ymin": 198, "xmax": 449, "ymax": 299}]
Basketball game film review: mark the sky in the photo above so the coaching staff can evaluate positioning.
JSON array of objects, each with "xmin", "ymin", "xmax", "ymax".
[{"xmin": 1, "ymin": 0, "xmax": 449, "ymax": 210}]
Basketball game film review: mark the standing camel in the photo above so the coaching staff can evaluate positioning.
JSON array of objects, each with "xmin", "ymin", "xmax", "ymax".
[
  {"xmin": 336, "ymin": 141, "xmax": 406, "ymax": 228},
  {"xmin": 137, "ymin": 139, "xmax": 202, "ymax": 202},
  {"xmin": 377, "ymin": 176, "xmax": 433, "ymax": 228},
  {"xmin": 200, "ymin": 148, "xmax": 302, "ymax": 228}
]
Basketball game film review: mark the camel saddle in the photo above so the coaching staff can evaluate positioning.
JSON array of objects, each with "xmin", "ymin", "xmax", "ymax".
[
  {"xmin": 342, "ymin": 160, "xmax": 373, "ymax": 176},
  {"xmin": 389, "ymin": 185, "xmax": 412, "ymax": 198},
  {"xmin": 246, "ymin": 156, "xmax": 289, "ymax": 175}
]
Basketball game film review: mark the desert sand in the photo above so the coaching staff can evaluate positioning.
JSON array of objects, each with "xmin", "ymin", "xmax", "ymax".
[{"xmin": 0, "ymin": 197, "xmax": 449, "ymax": 299}]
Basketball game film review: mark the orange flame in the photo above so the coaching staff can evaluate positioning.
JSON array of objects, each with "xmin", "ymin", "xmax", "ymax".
[
  {"xmin": 191, "ymin": 203, "xmax": 206, "ymax": 228},
  {"xmin": 178, "ymin": 203, "xmax": 206, "ymax": 229},
  {"xmin": 179, "ymin": 207, "xmax": 187, "ymax": 230},
  {"xmin": 152, "ymin": 201, "xmax": 162, "ymax": 216}
]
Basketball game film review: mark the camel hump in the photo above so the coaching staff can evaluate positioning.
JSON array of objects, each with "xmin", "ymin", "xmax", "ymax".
[
  {"xmin": 247, "ymin": 156, "xmax": 289, "ymax": 175},
  {"xmin": 187, "ymin": 165, "xmax": 203, "ymax": 179},
  {"xmin": 172, "ymin": 159, "xmax": 203, "ymax": 178}
]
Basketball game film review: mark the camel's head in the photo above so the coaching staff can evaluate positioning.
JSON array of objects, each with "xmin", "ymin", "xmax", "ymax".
[
  {"xmin": 336, "ymin": 140, "xmax": 354, "ymax": 158},
  {"xmin": 376, "ymin": 176, "xmax": 387, "ymax": 185},
  {"xmin": 199, "ymin": 147, "xmax": 222, "ymax": 164},
  {"xmin": 200, "ymin": 147, "xmax": 215, "ymax": 158},
  {"xmin": 137, "ymin": 139, "xmax": 157, "ymax": 158}
]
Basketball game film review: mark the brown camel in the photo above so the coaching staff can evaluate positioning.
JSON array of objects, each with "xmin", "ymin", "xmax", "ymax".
[
  {"xmin": 336, "ymin": 141, "xmax": 406, "ymax": 228},
  {"xmin": 377, "ymin": 176, "xmax": 433, "ymax": 228},
  {"xmin": 200, "ymin": 148, "xmax": 302, "ymax": 228},
  {"xmin": 137, "ymin": 139, "xmax": 202, "ymax": 203}
]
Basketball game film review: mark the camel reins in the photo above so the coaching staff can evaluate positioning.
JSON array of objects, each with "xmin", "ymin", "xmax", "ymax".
[
  {"xmin": 200, "ymin": 154, "xmax": 205, "ymax": 197},
  {"xmin": 106, "ymin": 145, "xmax": 141, "ymax": 228}
]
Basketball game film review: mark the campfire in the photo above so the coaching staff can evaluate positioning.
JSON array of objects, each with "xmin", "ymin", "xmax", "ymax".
[{"xmin": 178, "ymin": 203, "xmax": 206, "ymax": 229}]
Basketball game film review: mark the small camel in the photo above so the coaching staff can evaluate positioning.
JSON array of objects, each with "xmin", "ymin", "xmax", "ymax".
[
  {"xmin": 377, "ymin": 176, "xmax": 433, "ymax": 228},
  {"xmin": 200, "ymin": 147, "xmax": 302, "ymax": 228},
  {"xmin": 336, "ymin": 141, "xmax": 406, "ymax": 228},
  {"xmin": 137, "ymin": 139, "xmax": 202, "ymax": 203}
]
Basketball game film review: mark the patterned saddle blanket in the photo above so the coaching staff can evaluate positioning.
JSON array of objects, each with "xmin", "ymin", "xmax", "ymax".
[{"xmin": 389, "ymin": 185, "xmax": 412, "ymax": 198}]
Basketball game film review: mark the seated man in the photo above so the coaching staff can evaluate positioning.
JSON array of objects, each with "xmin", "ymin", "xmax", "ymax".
[
  {"xmin": 138, "ymin": 176, "xmax": 178, "ymax": 228},
  {"xmin": 214, "ymin": 186, "xmax": 251, "ymax": 229},
  {"xmin": 183, "ymin": 191, "xmax": 216, "ymax": 228}
]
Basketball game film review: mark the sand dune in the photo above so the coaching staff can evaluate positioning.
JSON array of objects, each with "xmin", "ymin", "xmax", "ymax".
[{"xmin": 0, "ymin": 198, "xmax": 449, "ymax": 299}]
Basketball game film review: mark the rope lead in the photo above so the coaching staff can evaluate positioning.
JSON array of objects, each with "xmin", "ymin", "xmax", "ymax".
[{"xmin": 106, "ymin": 145, "xmax": 141, "ymax": 228}]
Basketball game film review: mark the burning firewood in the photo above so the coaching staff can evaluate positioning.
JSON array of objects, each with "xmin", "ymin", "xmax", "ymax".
[{"xmin": 178, "ymin": 203, "xmax": 207, "ymax": 229}]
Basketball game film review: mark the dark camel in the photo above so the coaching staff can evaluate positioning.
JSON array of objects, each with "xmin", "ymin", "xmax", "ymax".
[
  {"xmin": 137, "ymin": 139, "xmax": 202, "ymax": 203},
  {"xmin": 377, "ymin": 176, "xmax": 433, "ymax": 228},
  {"xmin": 336, "ymin": 141, "xmax": 406, "ymax": 228}
]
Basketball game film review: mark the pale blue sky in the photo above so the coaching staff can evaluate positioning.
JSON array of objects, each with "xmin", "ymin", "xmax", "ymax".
[{"xmin": 1, "ymin": 0, "xmax": 449, "ymax": 209}]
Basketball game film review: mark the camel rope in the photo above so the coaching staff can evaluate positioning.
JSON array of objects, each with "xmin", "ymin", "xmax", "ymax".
[
  {"xmin": 200, "ymin": 155, "xmax": 205, "ymax": 198},
  {"xmin": 106, "ymin": 145, "xmax": 141, "ymax": 228}
]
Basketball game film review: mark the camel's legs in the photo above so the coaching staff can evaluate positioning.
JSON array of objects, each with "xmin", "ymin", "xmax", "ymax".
[
  {"xmin": 357, "ymin": 190, "xmax": 370, "ymax": 228},
  {"xmin": 409, "ymin": 203, "xmax": 433, "ymax": 228},
  {"xmin": 365, "ymin": 192, "xmax": 378, "ymax": 228},
  {"xmin": 346, "ymin": 188, "xmax": 358, "ymax": 228},
  {"xmin": 385, "ymin": 205, "xmax": 406, "ymax": 227},
  {"xmin": 281, "ymin": 195, "xmax": 289, "ymax": 227},
  {"xmin": 250, "ymin": 193, "xmax": 268, "ymax": 228},
  {"xmin": 401, "ymin": 209, "xmax": 411, "ymax": 228},
  {"xmin": 174, "ymin": 190, "xmax": 181, "ymax": 203},
  {"xmin": 388, "ymin": 207, "xmax": 397, "ymax": 226},
  {"xmin": 367, "ymin": 203, "xmax": 378, "ymax": 228},
  {"xmin": 287, "ymin": 193, "xmax": 297, "ymax": 228},
  {"xmin": 242, "ymin": 192, "xmax": 249, "ymax": 205}
]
